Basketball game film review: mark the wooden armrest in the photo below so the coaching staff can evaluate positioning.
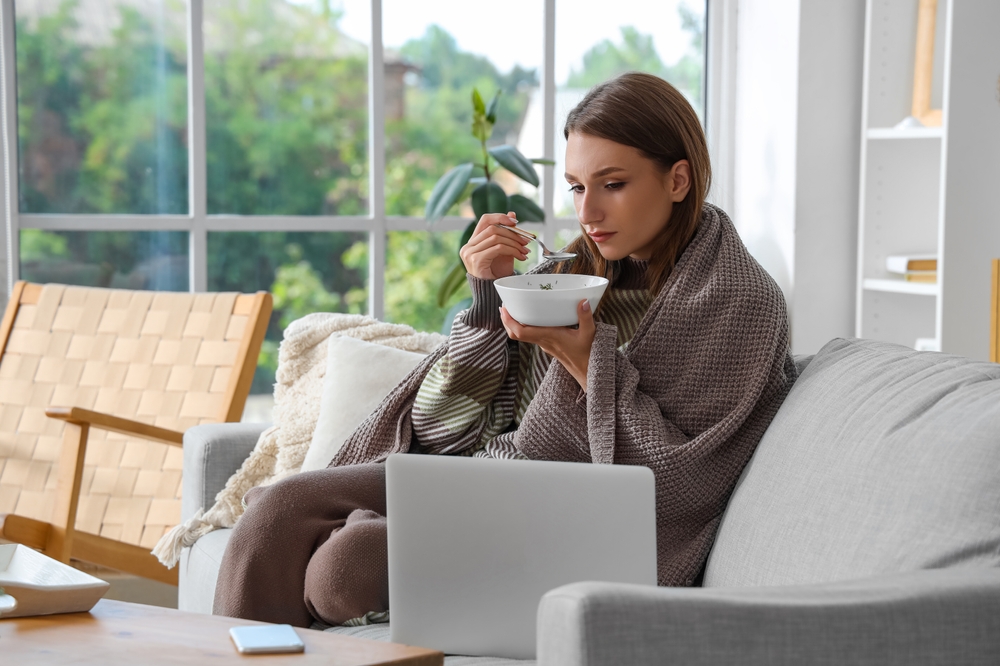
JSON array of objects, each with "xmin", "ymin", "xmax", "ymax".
[
  {"xmin": 0, "ymin": 515, "xmax": 176, "ymax": 584},
  {"xmin": 45, "ymin": 407, "xmax": 184, "ymax": 447},
  {"xmin": 0, "ymin": 514, "xmax": 51, "ymax": 550}
]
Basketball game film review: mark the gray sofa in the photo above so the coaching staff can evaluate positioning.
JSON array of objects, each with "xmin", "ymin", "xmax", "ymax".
[{"xmin": 178, "ymin": 338, "xmax": 1000, "ymax": 665}]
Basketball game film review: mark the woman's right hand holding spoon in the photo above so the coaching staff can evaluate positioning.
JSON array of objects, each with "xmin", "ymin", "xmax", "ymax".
[{"xmin": 459, "ymin": 212, "xmax": 530, "ymax": 280}]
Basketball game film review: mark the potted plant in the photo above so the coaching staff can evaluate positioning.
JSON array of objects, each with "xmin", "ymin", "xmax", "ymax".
[{"xmin": 425, "ymin": 88, "xmax": 553, "ymax": 328}]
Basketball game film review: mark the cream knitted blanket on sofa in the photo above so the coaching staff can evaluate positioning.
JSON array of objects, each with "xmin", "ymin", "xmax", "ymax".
[{"xmin": 153, "ymin": 313, "xmax": 445, "ymax": 567}]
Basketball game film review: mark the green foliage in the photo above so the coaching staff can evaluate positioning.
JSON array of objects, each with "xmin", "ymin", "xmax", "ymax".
[
  {"xmin": 339, "ymin": 240, "xmax": 369, "ymax": 315},
  {"xmin": 203, "ymin": 0, "xmax": 368, "ymax": 215},
  {"xmin": 20, "ymin": 229, "xmax": 189, "ymax": 291},
  {"xmin": 507, "ymin": 194, "xmax": 545, "ymax": 222},
  {"xmin": 425, "ymin": 163, "xmax": 474, "ymax": 223},
  {"xmin": 489, "ymin": 145, "xmax": 539, "ymax": 187},
  {"xmin": 387, "ymin": 25, "xmax": 537, "ymax": 219},
  {"xmin": 471, "ymin": 88, "xmax": 498, "ymax": 143},
  {"xmin": 470, "ymin": 182, "xmax": 508, "ymax": 220},
  {"xmin": 16, "ymin": 0, "xmax": 188, "ymax": 214},
  {"xmin": 436, "ymin": 262, "xmax": 470, "ymax": 309},
  {"xmin": 270, "ymin": 246, "xmax": 343, "ymax": 329},
  {"xmin": 565, "ymin": 6, "xmax": 704, "ymax": 114},
  {"xmin": 206, "ymin": 231, "xmax": 363, "ymax": 392},
  {"xmin": 426, "ymin": 86, "xmax": 548, "ymax": 307},
  {"xmin": 255, "ymin": 243, "xmax": 348, "ymax": 390},
  {"xmin": 566, "ymin": 26, "xmax": 668, "ymax": 88},
  {"xmin": 20, "ymin": 230, "xmax": 68, "ymax": 261},
  {"xmin": 14, "ymin": 1, "xmax": 704, "ymax": 389},
  {"xmin": 385, "ymin": 232, "xmax": 471, "ymax": 332}
]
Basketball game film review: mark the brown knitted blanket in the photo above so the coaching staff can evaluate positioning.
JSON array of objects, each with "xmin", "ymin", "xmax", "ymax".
[{"xmin": 331, "ymin": 203, "xmax": 797, "ymax": 586}]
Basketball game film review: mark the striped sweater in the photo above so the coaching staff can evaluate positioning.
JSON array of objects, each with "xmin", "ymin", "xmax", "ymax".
[{"xmin": 412, "ymin": 259, "xmax": 652, "ymax": 459}]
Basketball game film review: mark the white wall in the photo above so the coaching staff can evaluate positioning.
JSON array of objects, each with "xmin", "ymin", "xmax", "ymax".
[
  {"xmin": 938, "ymin": 1, "xmax": 1000, "ymax": 361},
  {"xmin": 791, "ymin": 1, "xmax": 865, "ymax": 355},
  {"xmin": 0, "ymin": 153, "xmax": 6, "ymax": 315},
  {"xmin": 732, "ymin": 0, "xmax": 865, "ymax": 355}
]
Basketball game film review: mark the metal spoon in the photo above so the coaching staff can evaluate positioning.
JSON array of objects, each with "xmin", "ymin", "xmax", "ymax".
[{"xmin": 493, "ymin": 224, "xmax": 576, "ymax": 262}]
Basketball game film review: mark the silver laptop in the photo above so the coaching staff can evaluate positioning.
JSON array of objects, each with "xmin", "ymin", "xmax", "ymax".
[{"xmin": 386, "ymin": 454, "xmax": 657, "ymax": 660}]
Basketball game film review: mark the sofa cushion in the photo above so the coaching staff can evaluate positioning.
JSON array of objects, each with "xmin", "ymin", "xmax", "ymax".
[
  {"xmin": 302, "ymin": 335, "xmax": 426, "ymax": 472},
  {"xmin": 704, "ymin": 338, "xmax": 1000, "ymax": 587}
]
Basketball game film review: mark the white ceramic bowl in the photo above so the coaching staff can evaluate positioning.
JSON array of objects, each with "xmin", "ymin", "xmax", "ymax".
[
  {"xmin": 0, "ymin": 544, "xmax": 110, "ymax": 618},
  {"xmin": 494, "ymin": 274, "xmax": 609, "ymax": 327}
]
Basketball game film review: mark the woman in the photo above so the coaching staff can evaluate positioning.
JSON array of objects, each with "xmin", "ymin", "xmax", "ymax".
[{"xmin": 214, "ymin": 72, "xmax": 797, "ymax": 627}]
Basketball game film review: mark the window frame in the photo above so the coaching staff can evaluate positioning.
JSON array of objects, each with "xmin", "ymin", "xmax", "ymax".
[{"xmin": 0, "ymin": 0, "xmax": 730, "ymax": 319}]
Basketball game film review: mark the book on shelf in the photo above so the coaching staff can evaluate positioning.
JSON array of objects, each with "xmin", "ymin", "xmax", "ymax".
[
  {"xmin": 904, "ymin": 271, "xmax": 937, "ymax": 283},
  {"xmin": 886, "ymin": 254, "xmax": 937, "ymax": 273}
]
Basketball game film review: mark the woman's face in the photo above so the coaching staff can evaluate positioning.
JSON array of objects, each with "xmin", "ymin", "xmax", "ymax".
[{"xmin": 564, "ymin": 132, "xmax": 690, "ymax": 261}]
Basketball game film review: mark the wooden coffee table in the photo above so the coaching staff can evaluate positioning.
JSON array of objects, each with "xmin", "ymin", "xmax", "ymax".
[{"xmin": 0, "ymin": 599, "xmax": 444, "ymax": 665}]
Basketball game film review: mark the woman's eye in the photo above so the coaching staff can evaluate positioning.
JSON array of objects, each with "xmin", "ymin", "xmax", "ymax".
[
  {"xmin": 567, "ymin": 184, "xmax": 584, "ymax": 193},
  {"xmin": 606, "ymin": 182, "xmax": 624, "ymax": 190}
]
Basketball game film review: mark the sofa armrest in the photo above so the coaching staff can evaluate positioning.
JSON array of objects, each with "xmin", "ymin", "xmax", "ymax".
[
  {"xmin": 537, "ymin": 568, "xmax": 1000, "ymax": 666},
  {"xmin": 181, "ymin": 423, "xmax": 269, "ymax": 521}
]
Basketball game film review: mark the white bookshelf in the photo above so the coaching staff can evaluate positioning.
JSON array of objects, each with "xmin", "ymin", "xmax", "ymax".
[
  {"xmin": 865, "ymin": 127, "xmax": 943, "ymax": 140},
  {"xmin": 863, "ymin": 278, "xmax": 939, "ymax": 296},
  {"xmin": 855, "ymin": 0, "xmax": 1000, "ymax": 360}
]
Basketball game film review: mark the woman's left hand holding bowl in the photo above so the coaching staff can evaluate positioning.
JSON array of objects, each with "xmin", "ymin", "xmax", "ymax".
[{"xmin": 500, "ymin": 299, "xmax": 595, "ymax": 391}]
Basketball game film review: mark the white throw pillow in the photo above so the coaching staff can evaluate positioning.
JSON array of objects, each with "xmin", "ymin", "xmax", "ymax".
[{"xmin": 301, "ymin": 335, "xmax": 427, "ymax": 472}]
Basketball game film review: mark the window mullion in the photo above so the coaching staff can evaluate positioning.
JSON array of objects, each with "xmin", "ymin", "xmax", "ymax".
[
  {"xmin": 368, "ymin": 0, "xmax": 386, "ymax": 320},
  {"xmin": 705, "ymin": 0, "xmax": 737, "ymax": 215},
  {"xmin": 1, "ymin": 1, "xmax": 20, "ymax": 297},
  {"xmin": 187, "ymin": 0, "xmax": 208, "ymax": 292},
  {"xmin": 542, "ymin": 0, "xmax": 557, "ymax": 259}
]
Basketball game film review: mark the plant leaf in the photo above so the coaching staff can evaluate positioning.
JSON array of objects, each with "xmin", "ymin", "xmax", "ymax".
[
  {"xmin": 472, "ymin": 88, "xmax": 486, "ymax": 114},
  {"xmin": 530, "ymin": 157, "xmax": 556, "ymax": 165},
  {"xmin": 486, "ymin": 90, "xmax": 502, "ymax": 124},
  {"xmin": 425, "ymin": 163, "xmax": 474, "ymax": 222},
  {"xmin": 508, "ymin": 194, "xmax": 545, "ymax": 222},
  {"xmin": 436, "ymin": 261, "xmax": 469, "ymax": 308},
  {"xmin": 458, "ymin": 220, "xmax": 477, "ymax": 257},
  {"xmin": 469, "ymin": 176, "xmax": 487, "ymax": 185},
  {"xmin": 472, "ymin": 116, "xmax": 492, "ymax": 142},
  {"xmin": 489, "ymin": 145, "xmax": 539, "ymax": 187},
  {"xmin": 471, "ymin": 182, "xmax": 509, "ymax": 220}
]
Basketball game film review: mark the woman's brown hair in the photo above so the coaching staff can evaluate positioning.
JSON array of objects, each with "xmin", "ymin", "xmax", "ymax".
[{"xmin": 558, "ymin": 72, "xmax": 711, "ymax": 296}]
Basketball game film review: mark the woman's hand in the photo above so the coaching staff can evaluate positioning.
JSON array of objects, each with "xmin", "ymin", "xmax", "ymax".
[
  {"xmin": 500, "ymin": 299, "xmax": 596, "ymax": 391},
  {"xmin": 460, "ymin": 212, "xmax": 530, "ymax": 280}
]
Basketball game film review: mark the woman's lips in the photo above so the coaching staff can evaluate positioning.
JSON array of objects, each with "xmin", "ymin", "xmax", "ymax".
[{"xmin": 588, "ymin": 231, "xmax": 615, "ymax": 243}]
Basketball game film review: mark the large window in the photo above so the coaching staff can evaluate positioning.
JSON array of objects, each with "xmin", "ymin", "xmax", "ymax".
[{"xmin": 3, "ymin": 0, "xmax": 708, "ymax": 393}]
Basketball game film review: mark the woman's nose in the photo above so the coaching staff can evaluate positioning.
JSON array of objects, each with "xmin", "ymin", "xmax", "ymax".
[{"xmin": 577, "ymin": 191, "xmax": 602, "ymax": 224}]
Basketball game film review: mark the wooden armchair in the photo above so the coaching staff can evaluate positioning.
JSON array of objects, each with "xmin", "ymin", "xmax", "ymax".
[{"xmin": 0, "ymin": 282, "xmax": 271, "ymax": 585}]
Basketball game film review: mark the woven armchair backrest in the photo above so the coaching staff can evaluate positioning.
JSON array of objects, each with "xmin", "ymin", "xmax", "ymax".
[{"xmin": 0, "ymin": 283, "xmax": 268, "ymax": 549}]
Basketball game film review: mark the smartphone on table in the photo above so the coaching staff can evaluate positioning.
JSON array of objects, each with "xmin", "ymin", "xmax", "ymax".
[{"xmin": 229, "ymin": 624, "xmax": 305, "ymax": 654}]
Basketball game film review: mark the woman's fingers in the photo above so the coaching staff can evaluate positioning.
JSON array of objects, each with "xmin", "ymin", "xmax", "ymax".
[
  {"xmin": 499, "ymin": 306, "xmax": 524, "ymax": 339},
  {"xmin": 468, "ymin": 212, "xmax": 518, "ymax": 243},
  {"xmin": 461, "ymin": 239, "xmax": 528, "ymax": 270},
  {"xmin": 463, "ymin": 230, "xmax": 527, "ymax": 254},
  {"xmin": 500, "ymin": 301, "xmax": 595, "ymax": 391},
  {"xmin": 468, "ymin": 211, "xmax": 527, "ymax": 246},
  {"xmin": 576, "ymin": 299, "xmax": 595, "ymax": 336},
  {"xmin": 467, "ymin": 220, "xmax": 528, "ymax": 250},
  {"xmin": 499, "ymin": 308, "xmax": 561, "ymax": 347},
  {"xmin": 461, "ymin": 212, "xmax": 530, "ymax": 279},
  {"xmin": 462, "ymin": 245, "xmax": 526, "ymax": 280},
  {"xmin": 468, "ymin": 244, "xmax": 527, "ymax": 264}
]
